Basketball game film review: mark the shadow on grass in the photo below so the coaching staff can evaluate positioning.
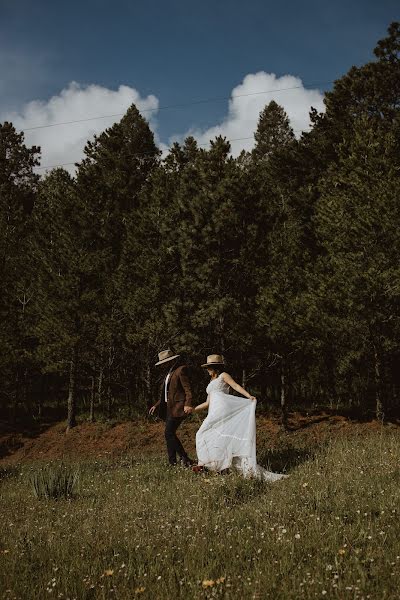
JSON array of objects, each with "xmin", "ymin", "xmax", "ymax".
[
  {"xmin": 209, "ymin": 475, "xmax": 269, "ymax": 509},
  {"xmin": 258, "ymin": 446, "xmax": 317, "ymax": 474}
]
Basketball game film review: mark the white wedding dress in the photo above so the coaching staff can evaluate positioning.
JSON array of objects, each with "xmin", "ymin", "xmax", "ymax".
[{"xmin": 196, "ymin": 374, "xmax": 287, "ymax": 481}]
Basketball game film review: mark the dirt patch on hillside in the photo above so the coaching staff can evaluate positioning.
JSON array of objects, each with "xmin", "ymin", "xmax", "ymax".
[{"xmin": 0, "ymin": 412, "xmax": 398, "ymax": 465}]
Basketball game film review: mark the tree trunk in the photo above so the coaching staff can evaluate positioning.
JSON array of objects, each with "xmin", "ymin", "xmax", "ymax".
[
  {"xmin": 107, "ymin": 346, "xmax": 113, "ymax": 419},
  {"xmin": 242, "ymin": 368, "xmax": 247, "ymax": 390},
  {"xmin": 13, "ymin": 367, "xmax": 21, "ymax": 424},
  {"xmin": 89, "ymin": 375, "xmax": 95, "ymax": 422},
  {"xmin": 37, "ymin": 374, "xmax": 45, "ymax": 419},
  {"xmin": 260, "ymin": 381, "xmax": 267, "ymax": 405},
  {"xmin": 144, "ymin": 359, "xmax": 152, "ymax": 408},
  {"xmin": 107, "ymin": 382, "xmax": 112, "ymax": 419},
  {"xmin": 374, "ymin": 344, "xmax": 385, "ymax": 421},
  {"xmin": 219, "ymin": 314, "xmax": 225, "ymax": 354},
  {"xmin": 280, "ymin": 359, "xmax": 288, "ymax": 430},
  {"xmin": 66, "ymin": 346, "xmax": 78, "ymax": 431},
  {"xmin": 97, "ymin": 366, "xmax": 104, "ymax": 406}
]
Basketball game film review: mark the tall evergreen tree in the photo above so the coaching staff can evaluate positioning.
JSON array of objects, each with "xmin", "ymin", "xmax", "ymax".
[
  {"xmin": 253, "ymin": 100, "xmax": 295, "ymax": 160},
  {"xmin": 0, "ymin": 122, "xmax": 40, "ymax": 420},
  {"xmin": 34, "ymin": 169, "xmax": 101, "ymax": 429},
  {"xmin": 314, "ymin": 117, "xmax": 400, "ymax": 419},
  {"xmin": 117, "ymin": 140, "xmax": 196, "ymax": 407},
  {"xmin": 76, "ymin": 105, "xmax": 160, "ymax": 416}
]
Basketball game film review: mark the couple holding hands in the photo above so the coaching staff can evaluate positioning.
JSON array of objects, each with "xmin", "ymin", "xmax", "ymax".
[{"xmin": 149, "ymin": 349, "xmax": 287, "ymax": 481}]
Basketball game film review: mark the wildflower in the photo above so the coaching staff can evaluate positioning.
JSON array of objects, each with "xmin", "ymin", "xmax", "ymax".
[
  {"xmin": 202, "ymin": 580, "xmax": 215, "ymax": 588},
  {"xmin": 134, "ymin": 588, "xmax": 145, "ymax": 595},
  {"xmin": 338, "ymin": 548, "xmax": 346, "ymax": 555},
  {"xmin": 294, "ymin": 533, "xmax": 301, "ymax": 539},
  {"xmin": 104, "ymin": 570, "xmax": 114, "ymax": 577}
]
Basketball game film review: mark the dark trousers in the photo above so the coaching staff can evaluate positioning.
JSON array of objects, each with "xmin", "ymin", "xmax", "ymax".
[{"xmin": 165, "ymin": 415, "xmax": 188, "ymax": 465}]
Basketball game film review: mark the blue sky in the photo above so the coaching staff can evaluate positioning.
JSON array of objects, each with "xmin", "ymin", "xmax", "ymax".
[{"xmin": 1, "ymin": 0, "xmax": 398, "ymax": 170}]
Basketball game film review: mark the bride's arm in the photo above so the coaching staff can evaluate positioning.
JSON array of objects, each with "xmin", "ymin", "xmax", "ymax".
[
  {"xmin": 194, "ymin": 395, "xmax": 210, "ymax": 412},
  {"xmin": 222, "ymin": 372, "xmax": 256, "ymax": 401}
]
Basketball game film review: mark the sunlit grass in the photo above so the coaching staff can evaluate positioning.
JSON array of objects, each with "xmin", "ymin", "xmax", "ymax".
[{"xmin": 0, "ymin": 430, "xmax": 399, "ymax": 599}]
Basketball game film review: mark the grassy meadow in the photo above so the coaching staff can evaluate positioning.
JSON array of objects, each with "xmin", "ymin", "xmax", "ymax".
[{"xmin": 0, "ymin": 429, "xmax": 399, "ymax": 599}]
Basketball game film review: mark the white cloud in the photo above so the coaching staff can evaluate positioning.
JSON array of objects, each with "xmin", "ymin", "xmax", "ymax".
[
  {"xmin": 171, "ymin": 72, "xmax": 325, "ymax": 154},
  {"xmin": 1, "ymin": 73, "xmax": 325, "ymax": 173},
  {"xmin": 2, "ymin": 82, "xmax": 160, "ymax": 174}
]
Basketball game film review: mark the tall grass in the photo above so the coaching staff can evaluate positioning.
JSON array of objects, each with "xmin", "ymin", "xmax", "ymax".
[
  {"xmin": 30, "ymin": 463, "xmax": 80, "ymax": 500},
  {"xmin": 0, "ymin": 430, "xmax": 399, "ymax": 599}
]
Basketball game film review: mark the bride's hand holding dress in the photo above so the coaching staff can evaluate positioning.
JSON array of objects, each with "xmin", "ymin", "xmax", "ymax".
[{"xmin": 221, "ymin": 371, "xmax": 257, "ymax": 402}]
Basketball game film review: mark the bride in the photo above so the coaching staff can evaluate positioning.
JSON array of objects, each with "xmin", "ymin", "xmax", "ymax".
[{"xmin": 194, "ymin": 354, "xmax": 287, "ymax": 481}]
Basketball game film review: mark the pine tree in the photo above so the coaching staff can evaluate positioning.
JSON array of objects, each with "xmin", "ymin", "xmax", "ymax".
[
  {"xmin": 248, "ymin": 102, "xmax": 310, "ymax": 423},
  {"xmin": 33, "ymin": 169, "xmax": 101, "ymax": 429},
  {"xmin": 76, "ymin": 104, "xmax": 160, "ymax": 416},
  {"xmin": 253, "ymin": 100, "xmax": 295, "ymax": 160},
  {"xmin": 0, "ymin": 122, "xmax": 40, "ymax": 420},
  {"xmin": 163, "ymin": 136, "xmax": 252, "ymax": 359},
  {"xmin": 314, "ymin": 117, "xmax": 400, "ymax": 419}
]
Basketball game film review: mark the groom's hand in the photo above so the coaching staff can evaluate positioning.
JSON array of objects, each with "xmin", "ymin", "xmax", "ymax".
[
  {"xmin": 149, "ymin": 405, "xmax": 157, "ymax": 415},
  {"xmin": 184, "ymin": 406, "xmax": 193, "ymax": 415}
]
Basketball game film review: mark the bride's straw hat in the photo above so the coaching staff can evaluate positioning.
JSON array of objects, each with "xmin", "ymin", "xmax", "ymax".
[
  {"xmin": 155, "ymin": 349, "xmax": 180, "ymax": 366},
  {"xmin": 201, "ymin": 354, "xmax": 225, "ymax": 368}
]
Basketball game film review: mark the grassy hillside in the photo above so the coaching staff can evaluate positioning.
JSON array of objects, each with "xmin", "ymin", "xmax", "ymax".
[{"xmin": 1, "ymin": 429, "xmax": 399, "ymax": 599}]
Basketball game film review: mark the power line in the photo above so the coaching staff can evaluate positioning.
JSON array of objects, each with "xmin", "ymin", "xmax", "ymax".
[
  {"xmin": 33, "ymin": 129, "xmax": 310, "ymax": 171},
  {"xmin": 24, "ymin": 80, "xmax": 333, "ymax": 133}
]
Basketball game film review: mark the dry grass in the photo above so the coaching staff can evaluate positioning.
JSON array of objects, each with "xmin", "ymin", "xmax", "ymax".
[{"xmin": 0, "ymin": 428, "xmax": 399, "ymax": 599}]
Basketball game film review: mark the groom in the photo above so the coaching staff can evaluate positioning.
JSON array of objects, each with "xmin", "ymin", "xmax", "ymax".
[{"xmin": 149, "ymin": 349, "xmax": 194, "ymax": 467}]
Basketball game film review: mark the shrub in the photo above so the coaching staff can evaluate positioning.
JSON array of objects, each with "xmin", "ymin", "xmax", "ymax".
[{"xmin": 30, "ymin": 463, "xmax": 80, "ymax": 500}]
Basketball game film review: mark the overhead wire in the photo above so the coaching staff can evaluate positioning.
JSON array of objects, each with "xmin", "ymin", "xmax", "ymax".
[
  {"xmin": 19, "ymin": 79, "xmax": 331, "ymax": 171},
  {"xmin": 24, "ymin": 80, "xmax": 333, "ymax": 132}
]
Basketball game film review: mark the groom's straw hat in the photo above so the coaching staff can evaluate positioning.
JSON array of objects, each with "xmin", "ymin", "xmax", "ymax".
[
  {"xmin": 155, "ymin": 349, "xmax": 180, "ymax": 366},
  {"xmin": 201, "ymin": 354, "xmax": 225, "ymax": 368}
]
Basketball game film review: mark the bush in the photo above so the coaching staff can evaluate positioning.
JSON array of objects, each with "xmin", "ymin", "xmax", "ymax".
[{"xmin": 30, "ymin": 463, "xmax": 80, "ymax": 500}]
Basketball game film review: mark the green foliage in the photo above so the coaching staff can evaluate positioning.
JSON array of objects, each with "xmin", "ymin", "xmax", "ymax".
[
  {"xmin": 253, "ymin": 99, "xmax": 295, "ymax": 160},
  {"xmin": 313, "ymin": 117, "xmax": 400, "ymax": 416},
  {"xmin": 0, "ymin": 122, "xmax": 40, "ymax": 419}
]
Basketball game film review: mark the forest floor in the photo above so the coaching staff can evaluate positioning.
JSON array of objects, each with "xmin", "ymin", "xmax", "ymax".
[{"xmin": 1, "ymin": 410, "xmax": 399, "ymax": 465}]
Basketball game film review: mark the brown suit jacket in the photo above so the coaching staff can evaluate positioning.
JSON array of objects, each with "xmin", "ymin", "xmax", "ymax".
[{"xmin": 155, "ymin": 365, "xmax": 193, "ymax": 419}]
